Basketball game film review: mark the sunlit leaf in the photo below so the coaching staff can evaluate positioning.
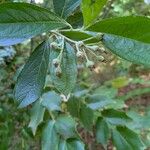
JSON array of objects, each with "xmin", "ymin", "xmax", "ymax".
[
  {"xmin": 82, "ymin": 0, "xmax": 107, "ymax": 26},
  {"xmin": 87, "ymin": 16, "xmax": 150, "ymax": 43}
]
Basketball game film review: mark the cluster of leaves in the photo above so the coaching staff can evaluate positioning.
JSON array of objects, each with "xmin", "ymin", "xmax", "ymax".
[{"xmin": 0, "ymin": 0, "xmax": 150, "ymax": 149}]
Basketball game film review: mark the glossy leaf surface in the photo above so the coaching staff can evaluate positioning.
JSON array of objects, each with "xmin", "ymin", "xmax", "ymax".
[
  {"xmin": 103, "ymin": 34, "xmax": 150, "ymax": 67},
  {"xmin": 82, "ymin": 0, "xmax": 107, "ymax": 26},
  {"xmin": 87, "ymin": 16, "xmax": 150, "ymax": 43}
]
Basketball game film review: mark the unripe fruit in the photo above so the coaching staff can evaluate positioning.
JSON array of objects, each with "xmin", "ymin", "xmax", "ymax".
[
  {"xmin": 86, "ymin": 60, "xmax": 94, "ymax": 68},
  {"xmin": 100, "ymin": 47, "xmax": 106, "ymax": 52},
  {"xmin": 55, "ymin": 66, "xmax": 62, "ymax": 77},
  {"xmin": 50, "ymin": 42, "xmax": 61, "ymax": 50},
  {"xmin": 97, "ymin": 55, "xmax": 104, "ymax": 61},
  {"xmin": 96, "ymin": 33, "xmax": 103, "ymax": 40},
  {"xmin": 88, "ymin": 45, "xmax": 99, "ymax": 51},
  {"xmin": 77, "ymin": 41, "xmax": 84, "ymax": 47},
  {"xmin": 76, "ymin": 51, "xmax": 84, "ymax": 58}
]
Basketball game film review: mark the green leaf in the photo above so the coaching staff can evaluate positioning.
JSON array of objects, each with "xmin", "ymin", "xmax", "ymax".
[
  {"xmin": 112, "ymin": 129, "xmax": 132, "ymax": 150},
  {"xmin": 66, "ymin": 11, "xmax": 83, "ymax": 28},
  {"xmin": 111, "ymin": 76, "xmax": 129, "ymax": 88},
  {"xmin": 86, "ymin": 94, "xmax": 115, "ymax": 110},
  {"xmin": 96, "ymin": 117, "xmax": 110, "ymax": 147},
  {"xmin": 93, "ymin": 86, "xmax": 118, "ymax": 98},
  {"xmin": 87, "ymin": 16, "xmax": 150, "ymax": 44},
  {"xmin": 127, "ymin": 110, "xmax": 150, "ymax": 130},
  {"xmin": 0, "ymin": 3, "xmax": 68, "ymax": 46},
  {"xmin": 61, "ymin": 30, "xmax": 100, "ymax": 44},
  {"xmin": 59, "ymin": 138, "xmax": 85, "ymax": 150},
  {"xmin": 101, "ymin": 109, "xmax": 132, "ymax": 125},
  {"xmin": 82, "ymin": 0, "xmax": 107, "ymax": 26},
  {"xmin": 113, "ymin": 126, "xmax": 145, "ymax": 150},
  {"xmin": 14, "ymin": 40, "xmax": 50, "ymax": 108},
  {"xmin": 66, "ymin": 139, "xmax": 85, "ymax": 150},
  {"xmin": 118, "ymin": 87, "xmax": 150, "ymax": 101},
  {"xmin": 53, "ymin": 0, "xmax": 81, "ymax": 19},
  {"xmin": 74, "ymin": 89, "xmax": 89, "ymax": 98},
  {"xmin": 55, "ymin": 115, "xmax": 77, "ymax": 139},
  {"xmin": 105, "ymin": 99, "xmax": 126, "ymax": 110},
  {"xmin": 42, "ymin": 120, "xmax": 59, "ymax": 150},
  {"xmin": 28, "ymin": 100, "xmax": 45, "ymax": 135},
  {"xmin": 59, "ymin": 139, "xmax": 67, "ymax": 150},
  {"xmin": 61, "ymin": 30, "xmax": 92, "ymax": 41},
  {"xmin": 67, "ymin": 96, "xmax": 81, "ymax": 118},
  {"xmin": 79, "ymin": 103, "xmax": 94, "ymax": 130},
  {"xmin": 103, "ymin": 34, "xmax": 150, "ymax": 67},
  {"xmin": 41, "ymin": 91, "xmax": 62, "ymax": 111},
  {"xmin": 50, "ymin": 42, "xmax": 77, "ymax": 95}
]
